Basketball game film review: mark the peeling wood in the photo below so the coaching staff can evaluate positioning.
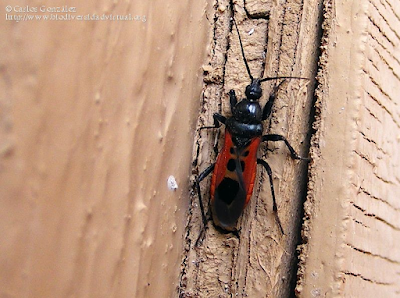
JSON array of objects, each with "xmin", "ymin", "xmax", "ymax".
[{"xmin": 179, "ymin": 0, "xmax": 320, "ymax": 296}]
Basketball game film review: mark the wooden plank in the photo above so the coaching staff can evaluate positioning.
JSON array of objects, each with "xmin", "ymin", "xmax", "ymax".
[
  {"xmin": 179, "ymin": 0, "xmax": 321, "ymax": 296},
  {"xmin": 0, "ymin": 1, "xmax": 208, "ymax": 297},
  {"xmin": 296, "ymin": 0, "xmax": 400, "ymax": 296}
]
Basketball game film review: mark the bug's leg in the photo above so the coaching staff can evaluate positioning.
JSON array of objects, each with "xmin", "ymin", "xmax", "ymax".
[
  {"xmin": 257, "ymin": 159, "xmax": 284, "ymax": 235},
  {"xmin": 262, "ymin": 80, "xmax": 286, "ymax": 120},
  {"xmin": 262, "ymin": 134, "xmax": 309, "ymax": 161},
  {"xmin": 200, "ymin": 113, "xmax": 226, "ymax": 130},
  {"xmin": 199, "ymin": 113, "xmax": 226, "ymax": 155},
  {"xmin": 229, "ymin": 90, "xmax": 237, "ymax": 114},
  {"xmin": 195, "ymin": 163, "xmax": 215, "ymax": 246}
]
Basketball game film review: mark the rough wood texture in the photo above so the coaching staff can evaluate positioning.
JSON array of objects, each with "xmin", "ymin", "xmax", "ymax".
[
  {"xmin": 179, "ymin": 0, "xmax": 320, "ymax": 296},
  {"xmin": 296, "ymin": 0, "xmax": 400, "ymax": 296}
]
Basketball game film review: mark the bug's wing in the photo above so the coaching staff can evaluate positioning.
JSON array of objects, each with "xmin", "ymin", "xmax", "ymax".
[
  {"xmin": 240, "ymin": 137, "xmax": 261, "ymax": 206},
  {"xmin": 212, "ymin": 165, "xmax": 247, "ymax": 230},
  {"xmin": 210, "ymin": 133, "xmax": 261, "ymax": 230}
]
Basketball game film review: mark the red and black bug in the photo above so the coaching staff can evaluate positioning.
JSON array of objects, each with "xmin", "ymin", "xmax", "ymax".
[{"xmin": 195, "ymin": 18, "xmax": 308, "ymax": 241}]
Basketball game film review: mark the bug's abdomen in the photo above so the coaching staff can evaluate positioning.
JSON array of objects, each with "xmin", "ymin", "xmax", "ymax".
[{"xmin": 210, "ymin": 131, "xmax": 261, "ymax": 230}]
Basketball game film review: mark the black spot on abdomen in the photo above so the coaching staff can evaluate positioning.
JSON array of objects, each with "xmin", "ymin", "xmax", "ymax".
[
  {"xmin": 216, "ymin": 178, "xmax": 239, "ymax": 205},
  {"xmin": 227, "ymin": 158, "xmax": 245, "ymax": 172},
  {"xmin": 227, "ymin": 159, "xmax": 235, "ymax": 171}
]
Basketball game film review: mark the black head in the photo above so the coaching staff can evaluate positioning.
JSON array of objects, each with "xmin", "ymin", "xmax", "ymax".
[{"xmin": 245, "ymin": 78, "xmax": 262, "ymax": 101}]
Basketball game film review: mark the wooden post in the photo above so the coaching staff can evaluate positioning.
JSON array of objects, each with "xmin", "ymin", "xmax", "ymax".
[
  {"xmin": 179, "ymin": 0, "xmax": 319, "ymax": 296},
  {"xmin": 180, "ymin": 0, "xmax": 400, "ymax": 297},
  {"xmin": 297, "ymin": 0, "xmax": 400, "ymax": 296},
  {"xmin": 2, "ymin": 0, "xmax": 400, "ymax": 297}
]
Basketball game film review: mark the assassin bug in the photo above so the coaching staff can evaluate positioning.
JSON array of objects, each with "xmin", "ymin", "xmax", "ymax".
[{"xmin": 195, "ymin": 18, "xmax": 308, "ymax": 241}]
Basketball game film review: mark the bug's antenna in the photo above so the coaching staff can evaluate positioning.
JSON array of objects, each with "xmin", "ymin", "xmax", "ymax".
[
  {"xmin": 259, "ymin": 76, "xmax": 309, "ymax": 82},
  {"xmin": 232, "ymin": 17, "xmax": 254, "ymax": 82}
]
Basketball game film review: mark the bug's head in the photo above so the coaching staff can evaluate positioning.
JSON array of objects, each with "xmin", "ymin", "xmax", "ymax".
[{"xmin": 245, "ymin": 79, "xmax": 262, "ymax": 101}]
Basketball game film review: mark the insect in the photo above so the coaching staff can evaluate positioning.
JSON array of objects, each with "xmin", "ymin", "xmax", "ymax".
[{"xmin": 195, "ymin": 18, "xmax": 309, "ymax": 242}]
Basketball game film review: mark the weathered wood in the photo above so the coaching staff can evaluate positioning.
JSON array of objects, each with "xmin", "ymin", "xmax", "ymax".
[
  {"xmin": 296, "ymin": 0, "xmax": 400, "ymax": 296},
  {"xmin": 179, "ymin": 0, "xmax": 321, "ymax": 296}
]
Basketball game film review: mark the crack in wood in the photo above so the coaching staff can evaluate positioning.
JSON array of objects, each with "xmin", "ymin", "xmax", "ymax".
[
  {"xmin": 379, "ymin": 0, "xmax": 400, "ymax": 21},
  {"xmin": 367, "ymin": 30, "xmax": 400, "ymax": 67},
  {"xmin": 358, "ymin": 130, "xmax": 387, "ymax": 155},
  {"xmin": 369, "ymin": 0, "xmax": 400, "ymax": 42},
  {"xmin": 352, "ymin": 218, "xmax": 370, "ymax": 229},
  {"xmin": 367, "ymin": 15, "xmax": 395, "ymax": 47},
  {"xmin": 353, "ymin": 150, "xmax": 396, "ymax": 185},
  {"xmin": 364, "ymin": 69, "xmax": 397, "ymax": 105},
  {"xmin": 354, "ymin": 149, "xmax": 376, "ymax": 168},
  {"xmin": 350, "ymin": 201, "xmax": 400, "ymax": 231},
  {"xmin": 370, "ymin": 44, "xmax": 400, "ymax": 83},
  {"xmin": 343, "ymin": 271, "xmax": 393, "ymax": 286},
  {"xmin": 364, "ymin": 90, "xmax": 400, "ymax": 130},
  {"xmin": 364, "ymin": 104, "xmax": 382, "ymax": 124},
  {"xmin": 355, "ymin": 184, "xmax": 400, "ymax": 212},
  {"xmin": 345, "ymin": 243, "xmax": 400, "ymax": 265}
]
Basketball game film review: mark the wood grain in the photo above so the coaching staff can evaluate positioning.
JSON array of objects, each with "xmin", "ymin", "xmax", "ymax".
[
  {"xmin": 0, "ymin": 1, "xmax": 208, "ymax": 297},
  {"xmin": 297, "ymin": 0, "xmax": 400, "ymax": 296}
]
